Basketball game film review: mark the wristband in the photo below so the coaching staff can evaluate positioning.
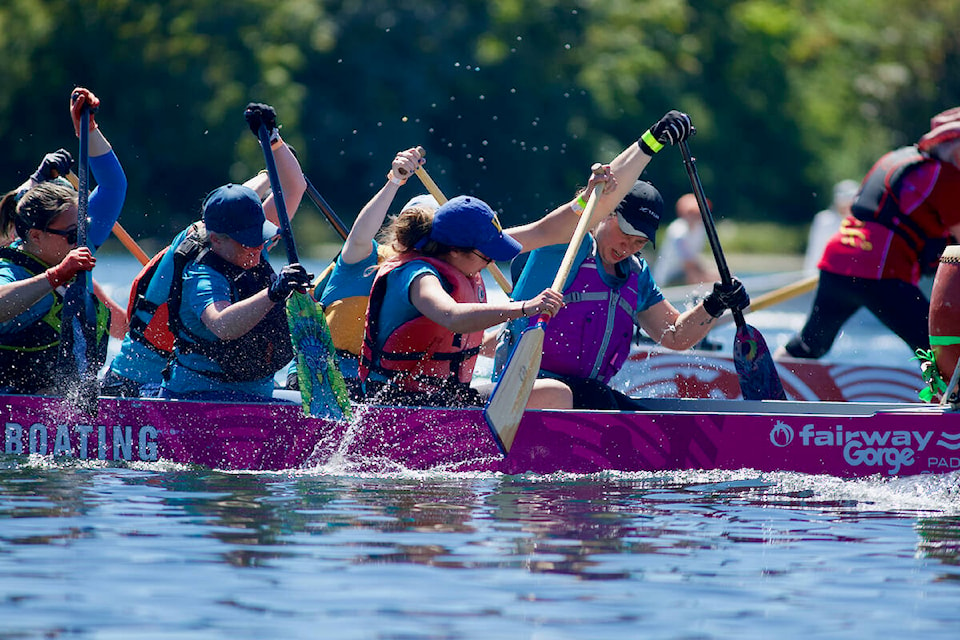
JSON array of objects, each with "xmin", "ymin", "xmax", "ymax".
[
  {"xmin": 521, "ymin": 301, "xmax": 527, "ymax": 317},
  {"xmin": 268, "ymin": 128, "xmax": 282, "ymax": 146},
  {"xmin": 638, "ymin": 129, "xmax": 664, "ymax": 155},
  {"xmin": 571, "ymin": 194, "xmax": 588, "ymax": 215},
  {"xmin": 387, "ymin": 171, "xmax": 405, "ymax": 185}
]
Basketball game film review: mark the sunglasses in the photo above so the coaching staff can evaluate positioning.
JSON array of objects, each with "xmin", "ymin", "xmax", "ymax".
[
  {"xmin": 44, "ymin": 226, "xmax": 78, "ymax": 244},
  {"xmin": 471, "ymin": 249, "xmax": 493, "ymax": 265}
]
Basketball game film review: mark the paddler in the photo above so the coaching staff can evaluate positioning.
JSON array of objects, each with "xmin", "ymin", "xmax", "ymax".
[
  {"xmin": 777, "ymin": 106, "xmax": 960, "ymax": 362},
  {"xmin": 494, "ymin": 111, "xmax": 750, "ymax": 410},
  {"xmin": 0, "ymin": 87, "xmax": 127, "ymax": 395},
  {"xmin": 285, "ymin": 147, "xmax": 435, "ymax": 399},
  {"xmin": 102, "ymin": 103, "xmax": 306, "ymax": 398},
  {"xmin": 358, "ymin": 165, "xmax": 620, "ymax": 408}
]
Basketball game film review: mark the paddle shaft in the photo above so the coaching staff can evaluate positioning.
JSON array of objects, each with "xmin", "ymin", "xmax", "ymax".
[
  {"xmin": 409, "ymin": 149, "xmax": 513, "ymax": 294},
  {"xmin": 679, "ymin": 141, "xmax": 745, "ymax": 328},
  {"xmin": 258, "ymin": 125, "xmax": 298, "ymax": 264},
  {"xmin": 303, "ymin": 175, "xmax": 349, "ymax": 241},
  {"xmin": 77, "ymin": 113, "xmax": 89, "ymax": 250},
  {"xmin": 63, "ymin": 171, "xmax": 149, "ymax": 265},
  {"xmin": 679, "ymin": 140, "xmax": 786, "ymax": 401}
]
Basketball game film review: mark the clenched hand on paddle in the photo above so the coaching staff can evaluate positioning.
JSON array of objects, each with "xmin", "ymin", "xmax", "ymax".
[{"xmin": 247, "ymin": 103, "xmax": 352, "ymax": 420}]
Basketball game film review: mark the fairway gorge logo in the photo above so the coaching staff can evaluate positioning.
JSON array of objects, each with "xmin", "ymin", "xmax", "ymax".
[{"xmin": 769, "ymin": 421, "xmax": 938, "ymax": 475}]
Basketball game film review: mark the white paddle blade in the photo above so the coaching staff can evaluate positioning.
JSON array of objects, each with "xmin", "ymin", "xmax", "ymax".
[{"xmin": 484, "ymin": 325, "xmax": 545, "ymax": 454}]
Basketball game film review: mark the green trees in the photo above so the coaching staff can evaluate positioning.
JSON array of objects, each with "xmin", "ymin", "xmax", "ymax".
[{"xmin": 0, "ymin": 0, "xmax": 957, "ymax": 247}]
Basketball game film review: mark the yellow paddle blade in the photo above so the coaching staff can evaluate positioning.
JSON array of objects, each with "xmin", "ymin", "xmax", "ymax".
[{"xmin": 483, "ymin": 324, "xmax": 545, "ymax": 453}]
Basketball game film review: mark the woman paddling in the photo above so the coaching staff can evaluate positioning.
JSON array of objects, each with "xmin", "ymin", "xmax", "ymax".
[
  {"xmin": 103, "ymin": 103, "xmax": 306, "ymax": 398},
  {"xmin": 0, "ymin": 87, "xmax": 127, "ymax": 395},
  {"xmin": 358, "ymin": 153, "xmax": 622, "ymax": 410},
  {"xmin": 157, "ymin": 105, "xmax": 312, "ymax": 403},
  {"xmin": 286, "ymin": 147, "xmax": 433, "ymax": 399},
  {"xmin": 495, "ymin": 111, "xmax": 750, "ymax": 410}
]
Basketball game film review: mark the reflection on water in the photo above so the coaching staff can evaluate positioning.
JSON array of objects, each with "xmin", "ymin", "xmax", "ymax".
[{"xmin": 2, "ymin": 466, "xmax": 959, "ymax": 637}]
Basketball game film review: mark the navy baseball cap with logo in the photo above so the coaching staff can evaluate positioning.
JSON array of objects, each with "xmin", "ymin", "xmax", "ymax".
[
  {"xmin": 615, "ymin": 180, "xmax": 663, "ymax": 248},
  {"xmin": 427, "ymin": 195, "xmax": 522, "ymax": 261},
  {"xmin": 202, "ymin": 183, "xmax": 279, "ymax": 247}
]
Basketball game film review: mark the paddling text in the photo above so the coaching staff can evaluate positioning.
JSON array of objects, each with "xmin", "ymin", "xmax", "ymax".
[{"xmin": 4, "ymin": 422, "xmax": 158, "ymax": 461}]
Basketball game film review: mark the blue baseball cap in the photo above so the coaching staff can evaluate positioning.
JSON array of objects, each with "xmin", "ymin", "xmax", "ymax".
[
  {"xmin": 428, "ymin": 195, "xmax": 521, "ymax": 261},
  {"xmin": 202, "ymin": 184, "xmax": 279, "ymax": 247}
]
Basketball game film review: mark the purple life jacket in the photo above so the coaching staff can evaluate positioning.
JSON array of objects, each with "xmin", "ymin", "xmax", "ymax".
[{"xmin": 539, "ymin": 251, "xmax": 639, "ymax": 384}]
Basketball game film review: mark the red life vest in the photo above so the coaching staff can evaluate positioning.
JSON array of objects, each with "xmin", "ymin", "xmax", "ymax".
[{"xmin": 359, "ymin": 254, "xmax": 484, "ymax": 394}]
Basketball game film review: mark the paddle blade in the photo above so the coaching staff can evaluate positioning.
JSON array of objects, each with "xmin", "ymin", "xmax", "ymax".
[
  {"xmin": 733, "ymin": 323, "xmax": 786, "ymax": 400},
  {"xmin": 286, "ymin": 291, "xmax": 353, "ymax": 420},
  {"xmin": 56, "ymin": 275, "xmax": 101, "ymax": 416},
  {"xmin": 484, "ymin": 323, "xmax": 545, "ymax": 454}
]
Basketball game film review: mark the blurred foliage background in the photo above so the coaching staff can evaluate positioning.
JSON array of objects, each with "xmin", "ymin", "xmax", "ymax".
[{"xmin": 1, "ymin": 0, "xmax": 958, "ymax": 257}]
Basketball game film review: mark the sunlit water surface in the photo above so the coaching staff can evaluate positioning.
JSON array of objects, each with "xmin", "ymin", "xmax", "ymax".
[{"xmin": 1, "ymin": 256, "xmax": 955, "ymax": 639}]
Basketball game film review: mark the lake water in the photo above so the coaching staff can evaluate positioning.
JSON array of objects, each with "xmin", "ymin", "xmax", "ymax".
[{"xmin": 2, "ymin": 255, "xmax": 958, "ymax": 639}]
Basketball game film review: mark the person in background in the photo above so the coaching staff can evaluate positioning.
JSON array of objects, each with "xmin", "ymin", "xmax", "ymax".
[
  {"xmin": 802, "ymin": 179, "xmax": 859, "ymax": 274},
  {"xmin": 105, "ymin": 103, "xmax": 306, "ymax": 398},
  {"xmin": 652, "ymin": 192, "xmax": 718, "ymax": 286},
  {"xmin": 286, "ymin": 147, "xmax": 433, "ymax": 398},
  {"xmin": 496, "ymin": 112, "xmax": 750, "ymax": 411},
  {"xmin": 0, "ymin": 87, "xmax": 127, "ymax": 394},
  {"xmin": 778, "ymin": 107, "xmax": 960, "ymax": 361}
]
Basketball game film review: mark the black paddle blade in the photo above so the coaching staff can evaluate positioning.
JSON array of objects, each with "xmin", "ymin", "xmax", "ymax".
[
  {"xmin": 733, "ymin": 323, "xmax": 786, "ymax": 400},
  {"xmin": 56, "ymin": 277, "xmax": 102, "ymax": 416}
]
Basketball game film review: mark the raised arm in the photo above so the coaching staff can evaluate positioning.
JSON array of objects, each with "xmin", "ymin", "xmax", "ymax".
[
  {"xmin": 71, "ymin": 88, "xmax": 127, "ymax": 250},
  {"xmin": 243, "ymin": 103, "xmax": 306, "ymax": 226},
  {"xmin": 341, "ymin": 147, "xmax": 424, "ymax": 264},
  {"xmin": 507, "ymin": 111, "xmax": 692, "ymax": 252}
]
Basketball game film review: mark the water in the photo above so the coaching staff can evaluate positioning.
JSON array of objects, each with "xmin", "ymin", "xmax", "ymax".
[{"xmin": 2, "ymin": 255, "xmax": 958, "ymax": 638}]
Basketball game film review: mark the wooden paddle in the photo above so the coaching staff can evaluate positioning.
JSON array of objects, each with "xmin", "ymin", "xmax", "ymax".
[
  {"xmin": 256, "ymin": 124, "xmax": 352, "ymax": 420},
  {"xmin": 679, "ymin": 141, "xmax": 786, "ymax": 400},
  {"xmin": 56, "ymin": 105, "xmax": 100, "ymax": 415},
  {"xmin": 484, "ymin": 163, "xmax": 606, "ymax": 454},
  {"xmin": 408, "ymin": 148, "xmax": 514, "ymax": 294},
  {"xmin": 63, "ymin": 171, "xmax": 149, "ymax": 265}
]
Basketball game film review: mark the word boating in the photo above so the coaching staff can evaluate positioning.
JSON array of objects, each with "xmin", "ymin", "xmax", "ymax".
[{"xmin": 4, "ymin": 421, "xmax": 158, "ymax": 461}]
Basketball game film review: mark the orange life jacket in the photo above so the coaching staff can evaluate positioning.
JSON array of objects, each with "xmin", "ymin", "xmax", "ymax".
[{"xmin": 359, "ymin": 254, "xmax": 484, "ymax": 394}]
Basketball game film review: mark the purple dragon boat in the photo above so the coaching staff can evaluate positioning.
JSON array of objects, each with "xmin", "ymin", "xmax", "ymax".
[{"xmin": 2, "ymin": 393, "xmax": 960, "ymax": 477}]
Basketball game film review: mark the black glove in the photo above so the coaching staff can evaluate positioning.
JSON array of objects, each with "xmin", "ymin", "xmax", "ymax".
[
  {"xmin": 268, "ymin": 263, "xmax": 313, "ymax": 303},
  {"xmin": 244, "ymin": 102, "xmax": 278, "ymax": 138},
  {"xmin": 31, "ymin": 148, "xmax": 74, "ymax": 183},
  {"xmin": 702, "ymin": 278, "xmax": 750, "ymax": 318},
  {"xmin": 638, "ymin": 110, "xmax": 693, "ymax": 155}
]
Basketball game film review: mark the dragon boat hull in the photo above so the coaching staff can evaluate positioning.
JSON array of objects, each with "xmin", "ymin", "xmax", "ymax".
[{"xmin": 2, "ymin": 394, "xmax": 959, "ymax": 477}]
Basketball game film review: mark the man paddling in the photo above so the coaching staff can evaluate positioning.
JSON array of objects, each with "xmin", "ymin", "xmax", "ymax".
[{"xmin": 495, "ymin": 111, "xmax": 750, "ymax": 410}]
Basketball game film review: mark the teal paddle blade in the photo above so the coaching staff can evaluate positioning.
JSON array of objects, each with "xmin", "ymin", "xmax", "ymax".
[{"xmin": 286, "ymin": 291, "xmax": 352, "ymax": 420}]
